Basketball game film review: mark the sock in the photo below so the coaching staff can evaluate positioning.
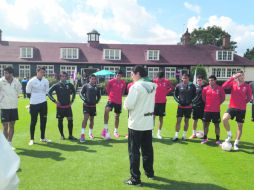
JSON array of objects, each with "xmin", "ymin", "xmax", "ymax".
[
  {"xmin": 114, "ymin": 128, "xmax": 118, "ymax": 133},
  {"xmin": 193, "ymin": 130, "xmax": 196, "ymax": 135},
  {"xmin": 175, "ymin": 132, "xmax": 179, "ymax": 137},
  {"xmin": 81, "ymin": 128, "xmax": 85, "ymax": 134},
  {"xmin": 89, "ymin": 128, "xmax": 93, "ymax": 135},
  {"xmin": 183, "ymin": 131, "xmax": 187, "ymax": 137},
  {"xmin": 216, "ymin": 135, "xmax": 220, "ymax": 141},
  {"xmin": 104, "ymin": 124, "xmax": 108, "ymax": 130},
  {"xmin": 234, "ymin": 139, "xmax": 239, "ymax": 145},
  {"xmin": 227, "ymin": 131, "xmax": 232, "ymax": 138},
  {"xmin": 158, "ymin": 129, "xmax": 161, "ymax": 134}
]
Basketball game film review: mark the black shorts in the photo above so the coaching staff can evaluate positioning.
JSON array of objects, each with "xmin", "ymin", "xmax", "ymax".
[
  {"xmin": 56, "ymin": 107, "xmax": 73, "ymax": 119},
  {"xmin": 83, "ymin": 105, "xmax": 97, "ymax": 116},
  {"xmin": 192, "ymin": 106, "xmax": 204, "ymax": 120},
  {"xmin": 177, "ymin": 107, "xmax": 192, "ymax": 118},
  {"xmin": 226, "ymin": 108, "xmax": 246, "ymax": 123},
  {"xmin": 1, "ymin": 109, "xmax": 19, "ymax": 123},
  {"xmin": 106, "ymin": 101, "xmax": 122, "ymax": 114},
  {"xmin": 154, "ymin": 103, "xmax": 166, "ymax": 117},
  {"xmin": 203, "ymin": 112, "xmax": 221, "ymax": 123},
  {"xmin": 30, "ymin": 102, "xmax": 48, "ymax": 116}
]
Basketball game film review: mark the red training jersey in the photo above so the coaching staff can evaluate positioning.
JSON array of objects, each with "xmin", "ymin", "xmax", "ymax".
[
  {"xmin": 106, "ymin": 78, "xmax": 126, "ymax": 104},
  {"xmin": 222, "ymin": 77, "xmax": 252, "ymax": 110},
  {"xmin": 153, "ymin": 78, "xmax": 174, "ymax": 103},
  {"xmin": 202, "ymin": 85, "xmax": 225, "ymax": 112}
]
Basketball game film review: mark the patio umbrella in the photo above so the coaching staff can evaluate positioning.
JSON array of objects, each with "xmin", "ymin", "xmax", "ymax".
[{"xmin": 93, "ymin": 70, "xmax": 115, "ymax": 76}]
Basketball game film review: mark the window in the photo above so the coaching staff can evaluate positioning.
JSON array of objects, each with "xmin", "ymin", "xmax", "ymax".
[
  {"xmin": 20, "ymin": 47, "xmax": 33, "ymax": 58},
  {"xmin": 216, "ymin": 51, "xmax": 234, "ymax": 61},
  {"xmin": 165, "ymin": 67, "xmax": 176, "ymax": 79},
  {"xmin": 147, "ymin": 50, "xmax": 160, "ymax": 61},
  {"xmin": 212, "ymin": 67, "xmax": 242, "ymax": 79},
  {"xmin": 60, "ymin": 48, "xmax": 79, "ymax": 59},
  {"xmin": 60, "ymin": 65, "xmax": 77, "ymax": 78},
  {"xmin": 37, "ymin": 65, "xmax": 54, "ymax": 77},
  {"xmin": 0, "ymin": 64, "xmax": 12, "ymax": 77},
  {"xmin": 19, "ymin": 65, "xmax": 30, "ymax": 78},
  {"xmin": 103, "ymin": 49, "xmax": 121, "ymax": 60},
  {"xmin": 125, "ymin": 67, "xmax": 133, "ymax": 77},
  {"xmin": 104, "ymin": 66, "xmax": 120, "ymax": 80},
  {"xmin": 148, "ymin": 67, "xmax": 159, "ymax": 79}
]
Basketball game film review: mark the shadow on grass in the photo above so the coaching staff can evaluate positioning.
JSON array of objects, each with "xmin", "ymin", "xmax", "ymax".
[
  {"xmin": 16, "ymin": 148, "xmax": 65, "ymax": 161},
  {"xmin": 37, "ymin": 142, "xmax": 97, "ymax": 153},
  {"xmin": 142, "ymin": 176, "xmax": 228, "ymax": 190},
  {"xmin": 153, "ymin": 138, "xmax": 189, "ymax": 145}
]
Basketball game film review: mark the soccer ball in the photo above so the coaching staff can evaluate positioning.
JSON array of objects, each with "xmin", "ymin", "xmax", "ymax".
[
  {"xmin": 105, "ymin": 132, "xmax": 111, "ymax": 140},
  {"xmin": 221, "ymin": 141, "xmax": 232, "ymax": 151},
  {"xmin": 196, "ymin": 131, "xmax": 204, "ymax": 138}
]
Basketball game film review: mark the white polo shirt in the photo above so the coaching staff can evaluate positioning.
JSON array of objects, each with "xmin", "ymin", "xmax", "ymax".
[
  {"xmin": 26, "ymin": 77, "xmax": 49, "ymax": 105},
  {"xmin": 0, "ymin": 77, "xmax": 22, "ymax": 109}
]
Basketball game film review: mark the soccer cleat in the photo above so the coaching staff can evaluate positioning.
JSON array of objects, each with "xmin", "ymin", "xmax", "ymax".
[
  {"xmin": 60, "ymin": 136, "xmax": 65, "ymax": 140},
  {"xmin": 68, "ymin": 136, "xmax": 77, "ymax": 140},
  {"xmin": 215, "ymin": 140, "xmax": 222, "ymax": 145},
  {"xmin": 80, "ymin": 134, "xmax": 85, "ymax": 143},
  {"xmin": 124, "ymin": 178, "xmax": 141, "ymax": 186},
  {"xmin": 114, "ymin": 132, "xmax": 120, "ymax": 138},
  {"xmin": 189, "ymin": 134, "xmax": 197, "ymax": 139},
  {"xmin": 101, "ymin": 128, "xmax": 107, "ymax": 138},
  {"xmin": 172, "ymin": 136, "xmax": 179, "ymax": 142},
  {"xmin": 182, "ymin": 136, "xmax": 186, "ymax": 141},
  {"xmin": 234, "ymin": 144, "xmax": 239, "ymax": 151},
  {"xmin": 40, "ymin": 138, "xmax": 52, "ymax": 143},
  {"xmin": 89, "ymin": 133, "xmax": 94, "ymax": 140},
  {"xmin": 201, "ymin": 138, "xmax": 208, "ymax": 144},
  {"xmin": 157, "ymin": 133, "xmax": 162, "ymax": 139},
  {"xmin": 28, "ymin": 140, "xmax": 34, "ymax": 146}
]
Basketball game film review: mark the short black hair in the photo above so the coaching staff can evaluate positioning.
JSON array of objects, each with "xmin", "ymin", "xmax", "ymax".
[
  {"xmin": 116, "ymin": 70, "xmax": 123, "ymax": 75},
  {"xmin": 37, "ymin": 66, "xmax": 46, "ymax": 72},
  {"xmin": 4, "ymin": 66, "xmax": 14, "ymax": 74},
  {"xmin": 157, "ymin": 71, "xmax": 164, "ymax": 78},
  {"xmin": 132, "ymin": 65, "xmax": 147, "ymax": 78},
  {"xmin": 89, "ymin": 74, "xmax": 96, "ymax": 78},
  {"xmin": 197, "ymin": 75, "xmax": 204, "ymax": 79},
  {"xmin": 236, "ymin": 70, "xmax": 244, "ymax": 74},
  {"xmin": 60, "ymin": 71, "xmax": 68, "ymax": 77},
  {"xmin": 209, "ymin": 75, "xmax": 217, "ymax": 80},
  {"xmin": 182, "ymin": 73, "xmax": 190, "ymax": 78}
]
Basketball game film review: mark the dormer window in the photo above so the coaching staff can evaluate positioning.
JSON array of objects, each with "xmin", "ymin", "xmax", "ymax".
[
  {"xmin": 60, "ymin": 48, "xmax": 79, "ymax": 59},
  {"xmin": 147, "ymin": 50, "xmax": 160, "ymax": 61},
  {"xmin": 216, "ymin": 50, "xmax": 234, "ymax": 61},
  {"xmin": 20, "ymin": 47, "xmax": 33, "ymax": 58},
  {"xmin": 103, "ymin": 49, "xmax": 121, "ymax": 60}
]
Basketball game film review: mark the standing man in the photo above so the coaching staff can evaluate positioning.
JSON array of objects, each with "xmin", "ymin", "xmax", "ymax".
[
  {"xmin": 153, "ymin": 71, "xmax": 174, "ymax": 139},
  {"xmin": 21, "ymin": 77, "xmax": 28, "ymax": 98},
  {"xmin": 201, "ymin": 75, "xmax": 225, "ymax": 145},
  {"xmin": 79, "ymin": 74, "xmax": 101, "ymax": 142},
  {"xmin": 189, "ymin": 75, "xmax": 206, "ymax": 139},
  {"xmin": 222, "ymin": 71, "xmax": 252, "ymax": 150},
  {"xmin": 173, "ymin": 73, "xmax": 196, "ymax": 141},
  {"xmin": 102, "ymin": 70, "xmax": 126, "ymax": 139},
  {"xmin": 48, "ymin": 71, "xmax": 76, "ymax": 140},
  {"xmin": 124, "ymin": 65, "xmax": 156, "ymax": 186},
  {"xmin": 26, "ymin": 67, "xmax": 50, "ymax": 145},
  {"xmin": 0, "ymin": 66, "xmax": 21, "ymax": 149}
]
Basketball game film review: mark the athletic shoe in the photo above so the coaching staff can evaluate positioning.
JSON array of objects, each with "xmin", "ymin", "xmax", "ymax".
[
  {"xmin": 68, "ymin": 136, "xmax": 77, "ymax": 140},
  {"xmin": 60, "ymin": 136, "xmax": 65, "ymax": 140},
  {"xmin": 101, "ymin": 128, "xmax": 107, "ymax": 138},
  {"xmin": 234, "ymin": 144, "xmax": 239, "ymax": 151},
  {"xmin": 28, "ymin": 140, "xmax": 34, "ymax": 146},
  {"xmin": 80, "ymin": 134, "xmax": 85, "ymax": 143},
  {"xmin": 172, "ymin": 136, "xmax": 178, "ymax": 142},
  {"xmin": 225, "ymin": 136, "xmax": 232, "ymax": 143},
  {"xmin": 40, "ymin": 138, "xmax": 52, "ymax": 143},
  {"xmin": 146, "ymin": 174, "xmax": 155, "ymax": 180},
  {"xmin": 157, "ymin": 133, "xmax": 162, "ymax": 139},
  {"xmin": 114, "ymin": 132, "xmax": 120, "ymax": 138},
  {"xmin": 89, "ymin": 133, "xmax": 94, "ymax": 140},
  {"xmin": 201, "ymin": 138, "xmax": 208, "ymax": 144},
  {"xmin": 124, "ymin": 178, "xmax": 141, "ymax": 186},
  {"xmin": 182, "ymin": 136, "xmax": 186, "ymax": 141},
  {"xmin": 189, "ymin": 134, "xmax": 197, "ymax": 139},
  {"xmin": 215, "ymin": 140, "xmax": 222, "ymax": 145}
]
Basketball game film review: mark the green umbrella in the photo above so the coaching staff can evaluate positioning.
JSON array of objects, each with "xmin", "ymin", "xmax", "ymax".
[{"xmin": 93, "ymin": 70, "xmax": 115, "ymax": 76}]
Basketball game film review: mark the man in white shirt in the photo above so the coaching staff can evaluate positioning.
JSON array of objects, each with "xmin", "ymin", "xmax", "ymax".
[
  {"xmin": 0, "ymin": 66, "xmax": 21, "ymax": 149},
  {"xmin": 124, "ymin": 65, "xmax": 156, "ymax": 186},
  {"xmin": 26, "ymin": 67, "xmax": 50, "ymax": 145}
]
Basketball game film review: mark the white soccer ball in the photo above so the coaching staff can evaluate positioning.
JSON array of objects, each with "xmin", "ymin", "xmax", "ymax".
[
  {"xmin": 196, "ymin": 131, "xmax": 204, "ymax": 138},
  {"xmin": 221, "ymin": 141, "xmax": 232, "ymax": 151},
  {"xmin": 105, "ymin": 132, "xmax": 111, "ymax": 140}
]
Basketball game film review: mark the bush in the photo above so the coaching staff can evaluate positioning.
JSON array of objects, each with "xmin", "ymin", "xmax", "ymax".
[
  {"xmin": 190, "ymin": 65, "xmax": 207, "ymax": 81},
  {"xmin": 47, "ymin": 77, "xmax": 58, "ymax": 87}
]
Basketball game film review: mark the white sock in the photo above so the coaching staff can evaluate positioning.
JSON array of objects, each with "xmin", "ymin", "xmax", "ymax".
[
  {"xmin": 175, "ymin": 132, "xmax": 179, "ymax": 137},
  {"xmin": 89, "ymin": 129, "xmax": 93, "ymax": 135},
  {"xmin": 183, "ymin": 131, "xmax": 187, "ymax": 137},
  {"xmin": 193, "ymin": 130, "xmax": 196, "ymax": 135},
  {"xmin": 227, "ymin": 131, "xmax": 232, "ymax": 138},
  {"xmin": 104, "ymin": 124, "xmax": 108, "ymax": 130},
  {"xmin": 114, "ymin": 128, "xmax": 118, "ymax": 133},
  {"xmin": 158, "ymin": 129, "xmax": 161, "ymax": 134},
  {"xmin": 234, "ymin": 139, "xmax": 239, "ymax": 145},
  {"xmin": 81, "ymin": 128, "xmax": 85, "ymax": 134}
]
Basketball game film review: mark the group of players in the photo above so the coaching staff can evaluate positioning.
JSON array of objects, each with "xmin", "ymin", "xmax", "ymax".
[{"xmin": 1, "ymin": 66, "xmax": 254, "ymax": 151}]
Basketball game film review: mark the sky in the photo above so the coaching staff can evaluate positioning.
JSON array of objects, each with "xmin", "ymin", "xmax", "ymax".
[{"xmin": 0, "ymin": 0, "xmax": 254, "ymax": 55}]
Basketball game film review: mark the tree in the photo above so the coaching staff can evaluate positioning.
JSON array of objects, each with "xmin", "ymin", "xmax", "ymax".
[
  {"xmin": 190, "ymin": 65, "xmax": 207, "ymax": 82},
  {"xmin": 189, "ymin": 26, "xmax": 237, "ymax": 50},
  {"xmin": 244, "ymin": 47, "xmax": 254, "ymax": 61}
]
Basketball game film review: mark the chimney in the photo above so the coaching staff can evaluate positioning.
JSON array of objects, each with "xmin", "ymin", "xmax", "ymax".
[
  {"xmin": 222, "ymin": 33, "xmax": 231, "ymax": 49},
  {"xmin": 0, "ymin": 29, "xmax": 2, "ymax": 42},
  {"xmin": 181, "ymin": 28, "xmax": 191, "ymax": 45},
  {"xmin": 87, "ymin": 29, "xmax": 100, "ymax": 48}
]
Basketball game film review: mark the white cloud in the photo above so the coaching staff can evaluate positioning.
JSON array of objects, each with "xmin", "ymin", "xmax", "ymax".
[
  {"xmin": 186, "ymin": 16, "xmax": 200, "ymax": 32},
  {"xmin": 184, "ymin": 2, "xmax": 201, "ymax": 14}
]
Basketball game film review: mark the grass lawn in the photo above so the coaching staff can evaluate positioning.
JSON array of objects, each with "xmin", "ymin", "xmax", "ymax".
[{"xmin": 4, "ymin": 96, "xmax": 254, "ymax": 190}]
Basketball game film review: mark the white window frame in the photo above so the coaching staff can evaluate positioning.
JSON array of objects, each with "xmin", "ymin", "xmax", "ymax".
[
  {"xmin": 216, "ymin": 50, "xmax": 234, "ymax": 61},
  {"xmin": 126, "ymin": 67, "xmax": 133, "ymax": 78},
  {"xmin": 165, "ymin": 67, "xmax": 176, "ymax": 79},
  {"xmin": 103, "ymin": 49, "xmax": 121, "ymax": 60},
  {"xmin": 148, "ymin": 67, "xmax": 159, "ymax": 79},
  {"xmin": 60, "ymin": 65, "xmax": 77, "ymax": 78},
  {"xmin": 20, "ymin": 47, "xmax": 33, "ymax": 58},
  {"xmin": 37, "ymin": 65, "xmax": 54, "ymax": 77},
  {"xmin": 0, "ymin": 64, "xmax": 13, "ymax": 77},
  {"xmin": 147, "ymin": 50, "xmax": 160, "ymax": 61},
  {"xmin": 19, "ymin": 65, "xmax": 30, "ymax": 78},
  {"xmin": 211, "ymin": 67, "xmax": 242, "ymax": 79},
  {"xmin": 60, "ymin": 48, "xmax": 79, "ymax": 59},
  {"xmin": 104, "ymin": 66, "xmax": 120, "ymax": 80}
]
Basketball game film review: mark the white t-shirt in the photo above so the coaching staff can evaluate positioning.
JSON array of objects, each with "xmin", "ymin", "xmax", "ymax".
[{"xmin": 26, "ymin": 77, "xmax": 49, "ymax": 104}]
